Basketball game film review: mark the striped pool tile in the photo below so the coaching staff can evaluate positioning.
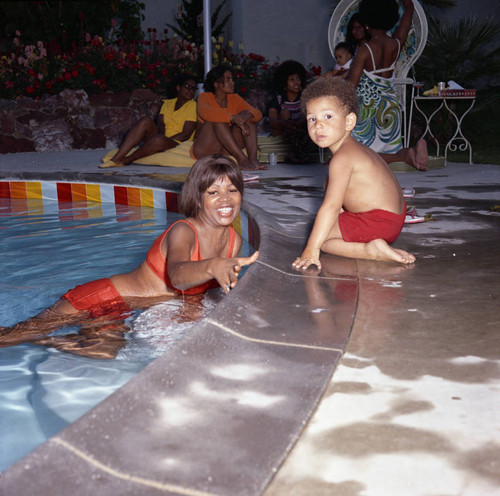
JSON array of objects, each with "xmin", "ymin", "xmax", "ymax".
[{"xmin": 0, "ymin": 180, "xmax": 258, "ymax": 248}]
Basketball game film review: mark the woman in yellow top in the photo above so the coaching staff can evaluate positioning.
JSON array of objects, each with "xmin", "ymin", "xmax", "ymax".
[{"xmin": 101, "ymin": 73, "xmax": 198, "ymax": 167}]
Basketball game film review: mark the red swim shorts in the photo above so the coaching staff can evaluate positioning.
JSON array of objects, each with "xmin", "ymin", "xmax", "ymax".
[
  {"xmin": 63, "ymin": 278, "xmax": 131, "ymax": 318},
  {"xmin": 338, "ymin": 205, "xmax": 406, "ymax": 244}
]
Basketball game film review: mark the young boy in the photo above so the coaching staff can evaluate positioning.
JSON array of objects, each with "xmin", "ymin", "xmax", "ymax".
[{"xmin": 292, "ymin": 78, "xmax": 415, "ymax": 270}]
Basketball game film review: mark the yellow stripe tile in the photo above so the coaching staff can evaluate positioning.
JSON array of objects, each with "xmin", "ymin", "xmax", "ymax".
[
  {"xmin": 86, "ymin": 184, "xmax": 101, "ymax": 203},
  {"xmin": 25, "ymin": 182, "xmax": 43, "ymax": 199}
]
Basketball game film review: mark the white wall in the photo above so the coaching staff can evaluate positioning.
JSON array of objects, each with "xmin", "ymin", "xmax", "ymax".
[
  {"xmin": 141, "ymin": 0, "xmax": 499, "ymax": 75},
  {"xmin": 228, "ymin": 0, "xmax": 335, "ymax": 71}
]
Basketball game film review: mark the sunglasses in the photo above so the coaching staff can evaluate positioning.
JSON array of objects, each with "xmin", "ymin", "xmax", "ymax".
[{"xmin": 183, "ymin": 83, "xmax": 197, "ymax": 91}]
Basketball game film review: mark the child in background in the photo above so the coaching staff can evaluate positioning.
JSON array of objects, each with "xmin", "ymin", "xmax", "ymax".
[
  {"xmin": 292, "ymin": 77, "xmax": 415, "ymax": 270},
  {"xmin": 1, "ymin": 155, "xmax": 259, "ymax": 358},
  {"xmin": 321, "ymin": 42, "xmax": 354, "ymax": 79}
]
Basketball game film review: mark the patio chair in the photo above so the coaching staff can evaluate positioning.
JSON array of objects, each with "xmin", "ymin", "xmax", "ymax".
[{"xmin": 327, "ymin": 0, "xmax": 428, "ymax": 147}]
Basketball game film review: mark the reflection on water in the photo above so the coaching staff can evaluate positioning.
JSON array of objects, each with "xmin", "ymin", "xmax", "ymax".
[{"xmin": 0, "ymin": 198, "xmax": 219, "ymax": 471}]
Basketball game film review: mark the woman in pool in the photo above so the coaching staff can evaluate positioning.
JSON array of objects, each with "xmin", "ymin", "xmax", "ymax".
[{"xmin": 0, "ymin": 155, "xmax": 258, "ymax": 358}]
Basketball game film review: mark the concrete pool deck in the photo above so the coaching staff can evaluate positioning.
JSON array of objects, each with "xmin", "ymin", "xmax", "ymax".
[{"xmin": 0, "ymin": 151, "xmax": 499, "ymax": 495}]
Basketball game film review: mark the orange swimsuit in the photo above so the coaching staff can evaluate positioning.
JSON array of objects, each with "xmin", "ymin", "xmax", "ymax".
[
  {"xmin": 146, "ymin": 219, "xmax": 236, "ymax": 295},
  {"xmin": 63, "ymin": 278, "xmax": 130, "ymax": 318}
]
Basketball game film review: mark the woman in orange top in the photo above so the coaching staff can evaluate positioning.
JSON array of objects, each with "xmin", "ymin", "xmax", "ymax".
[{"xmin": 193, "ymin": 65, "xmax": 266, "ymax": 171}]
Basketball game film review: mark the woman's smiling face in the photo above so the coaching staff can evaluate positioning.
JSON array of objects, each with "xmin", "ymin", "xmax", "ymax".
[{"xmin": 199, "ymin": 175, "xmax": 241, "ymax": 226}]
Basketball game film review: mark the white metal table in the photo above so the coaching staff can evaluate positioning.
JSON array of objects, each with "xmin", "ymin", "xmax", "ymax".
[{"xmin": 408, "ymin": 92, "xmax": 476, "ymax": 164}]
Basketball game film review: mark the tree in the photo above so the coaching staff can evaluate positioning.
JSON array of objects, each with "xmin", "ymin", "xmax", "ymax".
[
  {"xmin": 0, "ymin": 1, "xmax": 145, "ymax": 52},
  {"xmin": 414, "ymin": 15, "xmax": 500, "ymax": 89},
  {"xmin": 167, "ymin": 0, "xmax": 231, "ymax": 46}
]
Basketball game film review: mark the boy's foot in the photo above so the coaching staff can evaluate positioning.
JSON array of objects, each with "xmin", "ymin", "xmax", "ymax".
[{"xmin": 365, "ymin": 239, "xmax": 416, "ymax": 264}]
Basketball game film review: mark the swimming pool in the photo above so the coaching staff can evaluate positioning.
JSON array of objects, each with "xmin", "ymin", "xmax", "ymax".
[{"xmin": 0, "ymin": 187, "xmax": 253, "ymax": 472}]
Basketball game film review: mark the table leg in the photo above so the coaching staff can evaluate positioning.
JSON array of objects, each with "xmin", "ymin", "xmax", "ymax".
[{"xmin": 443, "ymin": 99, "xmax": 476, "ymax": 164}]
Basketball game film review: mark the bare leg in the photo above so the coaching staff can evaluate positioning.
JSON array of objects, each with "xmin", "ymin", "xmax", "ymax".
[
  {"xmin": 121, "ymin": 134, "xmax": 178, "ymax": 165},
  {"xmin": 322, "ymin": 237, "xmax": 415, "ymax": 264},
  {"xmin": 0, "ymin": 303, "xmax": 82, "ymax": 347},
  {"xmin": 193, "ymin": 122, "xmax": 266, "ymax": 170},
  {"xmin": 379, "ymin": 140, "xmax": 428, "ymax": 171},
  {"xmin": 241, "ymin": 121, "xmax": 266, "ymax": 170},
  {"xmin": 32, "ymin": 322, "xmax": 129, "ymax": 360},
  {"xmin": 111, "ymin": 117, "xmax": 161, "ymax": 165},
  {"xmin": 320, "ymin": 221, "xmax": 415, "ymax": 264}
]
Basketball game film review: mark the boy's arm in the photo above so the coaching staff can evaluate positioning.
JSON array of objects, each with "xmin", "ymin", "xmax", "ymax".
[{"xmin": 293, "ymin": 154, "xmax": 352, "ymax": 270}]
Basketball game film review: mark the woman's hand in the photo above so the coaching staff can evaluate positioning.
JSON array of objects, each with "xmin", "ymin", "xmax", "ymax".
[
  {"xmin": 231, "ymin": 110, "xmax": 254, "ymax": 128},
  {"xmin": 211, "ymin": 251, "xmax": 259, "ymax": 293}
]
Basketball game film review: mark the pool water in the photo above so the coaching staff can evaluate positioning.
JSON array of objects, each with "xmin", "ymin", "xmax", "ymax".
[{"xmin": 0, "ymin": 198, "xmax": 229, "ymax": 472}]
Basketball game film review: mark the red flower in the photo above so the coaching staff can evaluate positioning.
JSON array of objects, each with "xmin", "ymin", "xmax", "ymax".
[
  {"xmin": 311, "ymin": 65, "xmax": 322, "ymax": 76},
  {"xmin": 25, "ymin": 86, "xmax": 35, "ymax": 94},
  {"xmin": 240, "ymin": 86, "xmax": 247, "ymax": 94}
]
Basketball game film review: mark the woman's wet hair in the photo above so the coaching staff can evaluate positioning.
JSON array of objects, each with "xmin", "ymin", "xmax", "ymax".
[
  {"xmin": 301, "ymin": 77, "xmax": 359, "ymax": 116},
  {"xmin": 358, "ymin": 0, "xmax": 400, "ymax": 31},
  {"xmin": 273, "ymin": 60, "xmax": 308, "ymax": 92},
  {"xmin": 181, "ymin": 154, "xmax": 244, "ymax": 218},
  {"xmin": 204, "ymin": 64, "xmax": 233, "ymax": 93}
]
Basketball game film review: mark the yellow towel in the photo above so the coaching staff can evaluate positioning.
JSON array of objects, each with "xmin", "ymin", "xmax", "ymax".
[{"xmin": 101, "ymin": 141, "xmax": 196, "ymax": 168}]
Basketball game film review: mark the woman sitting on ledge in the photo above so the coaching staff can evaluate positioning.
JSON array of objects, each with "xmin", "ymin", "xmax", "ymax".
[
  {"xmin": 100, "ymin": 73, "xmax": 198, "ymax": 168},
  {"xmin": 192, "ymin": 64, "xmax": 266, "ymax": 171}
]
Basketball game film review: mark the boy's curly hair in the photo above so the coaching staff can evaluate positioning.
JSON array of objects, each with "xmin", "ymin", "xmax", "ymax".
[{"xmin": 301, "ymin": 78, "xmax": 359, "ymax": 116}]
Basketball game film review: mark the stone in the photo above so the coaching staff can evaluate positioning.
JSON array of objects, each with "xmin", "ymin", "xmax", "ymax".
[
  {"xmin": 31, "ymin": 120, "xmax": 73, "ymax": 152},
  {"xmin": 0, "ymin": 134, "xmax": 36, "ymax": 154}
]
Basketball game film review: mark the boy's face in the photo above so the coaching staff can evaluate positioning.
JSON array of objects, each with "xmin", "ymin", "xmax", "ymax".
[
  {"xmin": 305, "ymin": 96, "xmax": 356, "ymax": 149},
  {"xmin": 335, "ymin": 48, "xmax": 351, "ymax": 66}
]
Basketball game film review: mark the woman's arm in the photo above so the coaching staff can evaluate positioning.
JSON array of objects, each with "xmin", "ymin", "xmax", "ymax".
[
  {"xmin": 168, "ymin": 120, "xmax": 196, "ymax": 142},
  {"xmin": 157, "ymin": 114, "xmax": 166, "ymax": 136},
  {"xmin": 393, "ymin": 0, "xmax": 414, "ymax": 44},
  {"xmin": 166, "ymin": 223, "xmax": 257, "ymax": 293}
]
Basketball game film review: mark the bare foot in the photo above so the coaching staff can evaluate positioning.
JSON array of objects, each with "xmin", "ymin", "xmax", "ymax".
[
  {"xmin": 404, "ymin": 140, "xmax": 428, "ymax": 171},
  {"xmin": 365, "ymin": 239, "xmax": 416, "ymax": 264},
  {"xmin": 415, "ymin": 139, "xmax": 428, "ymax": 170},
  {"xmin": 239, "ymin": 158, "xmax": 267, "ymax": 171},
  {"xmin": 99, "ymin": 159, "xmax": 125, "ymax": 169}
]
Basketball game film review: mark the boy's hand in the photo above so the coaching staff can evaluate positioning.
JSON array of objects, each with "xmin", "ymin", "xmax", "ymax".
[{"xmin": 292, "ymin": 250, "xmax": 321, "ymax": 271}]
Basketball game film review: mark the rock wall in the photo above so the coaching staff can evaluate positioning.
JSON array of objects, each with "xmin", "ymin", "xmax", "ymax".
[
  {"xmin": 0, "ymin": 88, "xmax": 271, "ymax": 155},
  {"xmin": 0, "ymin": 89, "xmax": 163, "ymax": 154}
]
